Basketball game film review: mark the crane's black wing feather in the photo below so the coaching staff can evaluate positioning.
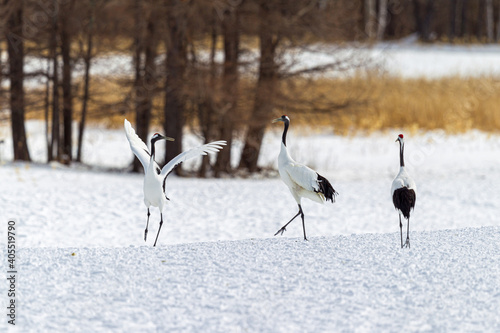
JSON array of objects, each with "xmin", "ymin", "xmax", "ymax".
[
  {"xmin": 316, "ymin": 173, "xmax": 339, "ymax": 203},
  {"xmin": 392, "ymin": 187, "xmax": 416, "ymax": 219}
]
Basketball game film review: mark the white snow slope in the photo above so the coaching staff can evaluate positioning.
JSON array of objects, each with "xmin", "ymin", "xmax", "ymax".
[
  {"xmin": 1, "ymin": 123, "xmax": 500, "ymax": 332},
  {"xmin": 3, "ymin": 228, "xmax": 500, "ymax": 332}
]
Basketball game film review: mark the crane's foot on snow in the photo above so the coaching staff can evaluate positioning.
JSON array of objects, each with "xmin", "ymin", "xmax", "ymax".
[
  {"xmin": 404, "ymin": 238, "xmax": 410, "ymax": 248},
  {"xmin": 274, "ymin": 227, "xmax": 287, "ymax": 236}
]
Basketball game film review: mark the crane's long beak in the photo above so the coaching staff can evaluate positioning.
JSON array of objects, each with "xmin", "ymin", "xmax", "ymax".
[
  {"xmin": 272, "ymin": 118, "xmax": 283, "ymax": 123},
  {"xmin": 162, "ymin": 135, "xmax": 175, "ymax": 141}
]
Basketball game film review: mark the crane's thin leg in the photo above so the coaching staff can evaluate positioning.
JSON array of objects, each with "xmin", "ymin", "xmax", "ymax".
[
  {"xmin": 399, "ymin": 213, "xmax": 403, "ymax": 249},
  {"xmin": 299, "ymin": 205, "xmax": 307, "ymax": 241},
  {"xmin": 405, "ymin": 217, "xmax": 410, "ymax": 248},
  {"xmin": 144, "ymin": 208, "xmax": 151, "ymax": 241},
  {"xmin": 275, "ymin": 208, "xmax": 302, "ymax": 237},
  {"xmin": 153, "ymin": 213, "xmax": 164, "ymax": 247}
]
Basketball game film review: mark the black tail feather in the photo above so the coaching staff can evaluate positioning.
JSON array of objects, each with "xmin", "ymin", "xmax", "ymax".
[
  {"xmin": 316, "ymin": 173, "xmax": 338, "ymax": 203},
  {"xmin": 392, "ymin": 187, "xmax": 416, "ymax": 219}
]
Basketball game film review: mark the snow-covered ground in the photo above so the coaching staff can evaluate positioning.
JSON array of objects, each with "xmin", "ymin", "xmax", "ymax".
[
  {"xmin": 0, "ymin": 121, "xmax": 499, "ymax": 331},
  {"xmin": 6, "ymin": 227, "xmax": 500, "ymax": 332},
  {"xmin": 286, "ymin": 40, "xmax": 500, "ymax": 79},
  {"xmin": 371, "ymin": 41, "xmax": 500, "ymax": 78}
]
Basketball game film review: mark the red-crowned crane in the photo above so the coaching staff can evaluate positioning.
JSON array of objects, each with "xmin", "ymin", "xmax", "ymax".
[
  {"xmin": 272, "ymin": 115, "xmax": 338, "ymax": 240},
  {"xmin": 124, "ymin": 119, "xmax": 226, "ymax": 246},
  {"xmin": 391, "ymin": 134, "xmax": 417, "ymax": 248}
]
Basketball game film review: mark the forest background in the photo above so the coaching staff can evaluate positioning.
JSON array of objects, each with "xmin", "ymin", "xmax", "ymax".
[{"xmin": 1, "ymin": 0, "xmax": 499, "ymax": 175}]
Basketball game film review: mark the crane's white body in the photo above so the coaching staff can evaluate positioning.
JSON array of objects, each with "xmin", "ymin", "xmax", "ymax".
[
  {"xmin": 278, "ymin": 142, "xmax": 325, "ymax": 205},
  {"xmin": 144, "ymin": 160, "xmax": 167, "ymax": 211},
  {"xmin": 391, "ymin": 167, "xmax": 417, "ymax": 201},
  {"xmin": 124, "ymin": 119, "xmax": 226, "ymax": 212},
  {"xmin": 124, "ymin": 119, "xmax": 226, "ymax": 245}
]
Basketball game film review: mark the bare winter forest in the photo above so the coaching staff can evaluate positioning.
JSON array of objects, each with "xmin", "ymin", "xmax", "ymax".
[{"xmin": 1, "ymin": 0, "xmax": 500, "ymax": 175}]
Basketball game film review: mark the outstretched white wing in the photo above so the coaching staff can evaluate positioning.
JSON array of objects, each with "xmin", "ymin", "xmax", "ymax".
[
  {"xmin": 160, "ymin": 140, "xmax": 227, "ymax": 177},
  {"xmin": 124, "ymin": 119, "xmax": 152, "ymax": 172}
]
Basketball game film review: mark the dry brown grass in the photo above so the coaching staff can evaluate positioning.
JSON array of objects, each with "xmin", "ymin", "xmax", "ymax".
[
  {"xmin": 19, "ymin": 73, "xmax": 500, "ymax": 134},
  {"xmin": 280, "ymin": 75, "xmax": 500, "ymax": 134}
]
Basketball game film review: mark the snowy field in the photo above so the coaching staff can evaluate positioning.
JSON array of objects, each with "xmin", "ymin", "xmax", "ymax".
[
  {"xmin": 1, "ymin": 37, "xmax": 500, "ymax": 333},
  {"xmin": 1, "ymin": 120, "xmax": 500, "ymax": 331},
  {"xmin": 8, "ymin": 228, "xmax": 500, "ymax": 332}
]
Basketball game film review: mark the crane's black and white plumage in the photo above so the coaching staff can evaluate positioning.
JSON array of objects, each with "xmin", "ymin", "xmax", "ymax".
[
  {"xmin": 272, "ymin": 115, "xmax": 338, "ymax": 240},
  {"xmin": 124, "ymin": 119, "xmax": 226, "ymax": 246},
  {"xmin": 391, "ymin": 134, "xmax": 416, "ymax": 248}
]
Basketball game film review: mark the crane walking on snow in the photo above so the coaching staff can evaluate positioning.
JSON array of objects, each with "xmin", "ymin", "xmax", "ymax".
[
  {"xmin": 272, "ymin": 115, "xmax": 338, "ymax": 241},
  {"xmin": 391, "ymin": 134, "xmax": 417, "ymax": 248},
  {"xmin": 124, "ymin": 119, "xmax": 226, "ymax": 246}
]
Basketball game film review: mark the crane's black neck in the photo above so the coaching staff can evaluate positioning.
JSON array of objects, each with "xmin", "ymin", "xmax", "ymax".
[
  {"xmin": 399, "ymin": 141, "xmax": 405, "ymax": 167},
  {"xmin": 282, "ymin": 119, "xmax": 289, "ymax": 146},
  {"xmin": 150, "ymin": 138, "xmax": 159, "ymax": 161}
]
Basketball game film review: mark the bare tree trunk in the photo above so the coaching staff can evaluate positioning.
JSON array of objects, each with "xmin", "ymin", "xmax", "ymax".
[
  {"xmin": 60, "ymin": 1, "xmax": 75, "ymax": 163},
  {"xmin": 132, "ymin": 0, "xmax": 144, "ymax": 172},
  {"xmin": 45, "ymin": 59, "xmax": 51, "ymax": 160},
  {"xmin": 414, "ymin": 0, "xmax": 435, "ymax": 42},
  {"xmin": 239, "ymin": 1, "xmax": 278, "ymax": 172},
  {"xmin": 76, "ymin": 0, "xmax": 94, "ymax": 163},
  {"xmin": 485, "ymin": 0, "xmax": 494, "ymax": 42},
  {"xmin": 476, "ymin": 0, "xmax": 485, "ymax": 40},
  {"xmin": 459, "ymin": 0, "xmax": 468, "ymax": 38},
  {"xmin": 135, "ymin": 4, "xmax": 159, "ymax": 169},
  {"xmin": 49, "ymin": 0, "xmax": 60, "ymax": 161},
  {"xmin": 413, "ymin": 0, "xmax": 422, "ymax": 36},
  {"xmin": 364, "ymin": 0, "xmax": 377, "ymax": 40},
  {"xmin": 422, "ymin": 0, "xmax": 435, "ymax": 42},
  {"xmin": 496, "ymin": 0, "xmax": 500, "ymax": 41},
  {"xmin": 376, "ymin": 0, "xmax": 388, "ymax": 40},
  {"xmin": 5, "ymin": 0, "xmax": 30, "ymax": 161},
  {"xmin": 214, "ymin": 5, "xmax": 239, "ymax": 176},
  {"xmin": 449, "ymin": 0, "xmax": 457, "ymax": 41},
  {"xmin": 164, "ymin": 0, "xmax": 187, "ymax": 169},
  {"xmin": 198, "ymin": 15, "xmax": 218, "ymax": 178},
  {"xmin": 0, "ymin": 40, "xmax": 2, "ymax": 97}
]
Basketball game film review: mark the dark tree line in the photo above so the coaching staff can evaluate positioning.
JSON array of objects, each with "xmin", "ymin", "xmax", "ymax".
[
  {"xmin": 366, "ymin": 0, "xmax": 500, "ymax": 42},
  {"xmin": 4, "ymin": 0, "xmax": 30, "ymax": 161},
  {"xmin": 1, "ymin": 0, "xmax": 499, "ymax": 174}
]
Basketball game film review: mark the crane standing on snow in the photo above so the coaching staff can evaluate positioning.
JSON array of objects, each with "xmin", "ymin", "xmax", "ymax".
[
  {"xmin": 272, "ymin": 115, "xmax": 338, "ymax": 241},
  {"xmin": 124, "ymin": 119, "xmax": 226, "ymax": 246},
  {"xmin": 391, "ymin": 134, "xmax": 417, "ymax": 248}
]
